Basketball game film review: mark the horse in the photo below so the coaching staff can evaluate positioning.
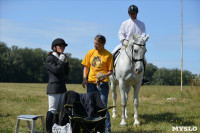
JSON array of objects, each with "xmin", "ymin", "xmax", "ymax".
[{"xmin": 109, "ymin": 34, "xmax": 149, "ymax": 126}]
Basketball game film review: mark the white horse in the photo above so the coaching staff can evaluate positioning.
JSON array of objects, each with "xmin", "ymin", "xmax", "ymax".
[{"xmin": 109, "ymin": 34, "xmax": 149, "ymax": 126}]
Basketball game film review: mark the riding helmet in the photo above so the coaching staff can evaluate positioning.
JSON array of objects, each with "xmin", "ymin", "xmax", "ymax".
[
  {"xmin": 51, "ymin": 38, "xmax": 68, "ymax": 50},
  {"xmin": 128, "ymin": 5, "xmax": 138, "ymax": 13}
]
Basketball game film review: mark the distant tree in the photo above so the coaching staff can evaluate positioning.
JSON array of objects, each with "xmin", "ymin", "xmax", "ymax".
[
  {"xmin": 0, "ymin": 42, "xmax": 11, "ymax": 81},
  {"xmin": 145, "ymin": 63, "xmax": 158, "ymax": 84},
  {"xmin": 0, "ymin": 42, "xmax": 197, "ymax": 85},
  {"xmin": 151, "ymin": 67, "xmax": 196, "ymax": 85},
  {"xmin": 170, "ymin": 68, "xmax": 181, "ymax": 85},
  {"xmin": 152, "ymin": 68, "xmax": 169, "ymax": 85},
  {"xmin": 0, "ymin": 43, "xmax": 48, "ymax": 82},
  {"xmin": 182, "ymin": 70, "xmax": 194, "ymax": 85},
  {"xmin": 32, "ymin": 48, "xmax": 48, "ymax": 82},
  {"xmin": 66, "ymin": 53, "xmax": 83, "ymax": 84}
]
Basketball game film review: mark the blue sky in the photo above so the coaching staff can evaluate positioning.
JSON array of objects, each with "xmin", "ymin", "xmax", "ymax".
[{"xmin": 0, "ymin": 0, "xmax": 200, "ymax": 75}]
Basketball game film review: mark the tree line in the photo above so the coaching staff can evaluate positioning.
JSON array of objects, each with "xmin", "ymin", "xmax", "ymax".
[{"xmin": 0, "ymin": 42, "xmax": 197, "ymax": 85}]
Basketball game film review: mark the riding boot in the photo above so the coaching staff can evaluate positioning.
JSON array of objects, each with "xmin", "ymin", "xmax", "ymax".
[
  {"xmin": 53, "ymin": 113, "xmax": 59, "ymax": 125},
  {"xmin": 142, "ymin": 61, "xmax": 149, "ymax": 85},
  {"xmin": 46, "ymin": 111, "xmax": 54, "ymax": 133}
]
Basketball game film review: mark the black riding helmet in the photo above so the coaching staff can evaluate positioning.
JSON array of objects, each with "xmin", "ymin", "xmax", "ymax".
[
  {"xmin": 51, "ymin": 38, "xmax": 68, "ymax": 50},
  {"xmin": 128, "ymin": 5, "xmax": 138, "ymax": 13}
]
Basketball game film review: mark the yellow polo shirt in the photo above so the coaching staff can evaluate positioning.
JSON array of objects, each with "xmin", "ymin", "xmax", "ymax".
[{"xmin": 82, "ymin": 49, "xmax": 113, "ymax": 84}]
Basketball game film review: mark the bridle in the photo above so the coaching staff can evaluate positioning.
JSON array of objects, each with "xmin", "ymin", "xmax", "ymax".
[
  {"xmin": 125, "ymin": 42, "xmax": 146, "ymax": 67},
  {"xmin": 113, "ymin": 41, "xmax": 146, "ymax": 79}
]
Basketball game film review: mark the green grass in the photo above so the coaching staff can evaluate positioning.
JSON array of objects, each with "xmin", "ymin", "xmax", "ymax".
[{"xmin": 0, "ymin": 83, "xmax": 199, "ymax": 133}]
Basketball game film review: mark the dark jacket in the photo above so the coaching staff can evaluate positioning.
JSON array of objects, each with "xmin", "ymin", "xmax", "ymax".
[{"xmin": 46, "ymin": 53, "xmax": 70, "ymax": 94}]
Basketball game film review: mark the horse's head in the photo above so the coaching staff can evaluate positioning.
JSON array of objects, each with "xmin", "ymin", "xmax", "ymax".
[{"xmin": 127, "ymin": 34, "xmax": 149, "ymax": 74}]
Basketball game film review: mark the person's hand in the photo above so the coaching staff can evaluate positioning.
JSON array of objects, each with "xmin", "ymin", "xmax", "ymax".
[
  {"xmin": 59, "ymin": 54, "xmax": 67, "ymax": 63},
  {"xmin": 82, "ymin": 78, "xmax": 88, "ymax": 88},
  {"xmin": 122, "ymin": 39, "xmax": 129, "ymax": 46}
]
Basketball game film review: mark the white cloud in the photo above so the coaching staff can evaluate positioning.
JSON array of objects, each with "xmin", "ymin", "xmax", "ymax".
[
  {"xmin": 0, "ymin": 18, "xmax": 114, "ymax": 58},
  {"xmin": 0, "ymin": 18, "xmax": 199, "ymax": 74}
]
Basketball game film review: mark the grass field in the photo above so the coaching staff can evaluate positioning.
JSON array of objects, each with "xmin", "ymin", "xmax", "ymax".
[{"xmin": 0, "ymin": 83, "xmax": 199, "ymax": 133}]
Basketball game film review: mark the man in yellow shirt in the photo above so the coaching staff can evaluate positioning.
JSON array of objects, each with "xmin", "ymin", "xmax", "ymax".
[{"xmin": 82, "ymin": 34, "xmax": 113, "ymax": 133}]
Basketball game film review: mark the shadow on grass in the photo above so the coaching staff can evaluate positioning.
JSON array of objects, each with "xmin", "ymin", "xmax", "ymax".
[
  {"xmin": 140, "ymin": 112, "xmax": 195, "ymax": 126},
  {"xmin": 0, "ymin": 113, "xmax": 12, "ymax": 117},
  {"xmin": 113, "ymin": 129, "xmax": 162, "ymax": 133}
]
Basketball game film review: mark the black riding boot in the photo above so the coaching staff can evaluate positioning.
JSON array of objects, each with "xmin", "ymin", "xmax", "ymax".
[
  {"xmin": 142, "ymin": 61, "xmax": 149, "ymax": 85},
  {"xmin": 53, "ymin": 113, "xmax": 59, "ymax": 125},
  {"xmin": 46, "ymin": 111, "xmax": 54, "ymax": 133}
]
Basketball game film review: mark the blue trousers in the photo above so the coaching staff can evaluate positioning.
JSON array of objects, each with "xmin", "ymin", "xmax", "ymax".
[{"xmin": 87, "ymin": 82, "xmax": 111, "ymax": 132}]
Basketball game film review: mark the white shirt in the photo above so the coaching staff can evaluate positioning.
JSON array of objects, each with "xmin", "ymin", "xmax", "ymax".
[
  {"xmin": 118, "ymin": 18, "xmax": 146, "ymax": 42},
  {"xmin": 52, "ymin": 52, "xmax": 59, "ymax": 59}
]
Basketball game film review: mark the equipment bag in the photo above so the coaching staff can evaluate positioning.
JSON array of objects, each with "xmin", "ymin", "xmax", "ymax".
[{"xmin": 52, "ymin": 123, "xmax": 72, "ymax": 133}]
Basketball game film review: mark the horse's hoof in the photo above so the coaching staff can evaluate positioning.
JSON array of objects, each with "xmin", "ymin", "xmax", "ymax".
[
  {"xmin": 120, "ymin": 120, "xmax": 127, "ymax": 126},
  {"xmin": 112, "ymin": 113, "xmax": 117, "ymax": 118},
  {"xmin": 133, "ymin": 121, "xmax": 140, "ymax": 127},
  {"xmin": 120, "ymin": 123, "xmax": 127, "ymax": 126}
]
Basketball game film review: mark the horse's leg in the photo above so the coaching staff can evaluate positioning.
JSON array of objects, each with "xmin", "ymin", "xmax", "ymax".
[
  {"xmin": 119, "ymin": 81, "xmax": 127, "ymax": 126},
  {"xmin": 111, "ymin": 81, "xmax": 117, "ymax": 118},
  {"xmin": 125, "ymin": 86, "xmax": 131, "ymax": 119},
  {"xmin": 133, "ymin": 84, "xmax": 141, "ymax": 127}
]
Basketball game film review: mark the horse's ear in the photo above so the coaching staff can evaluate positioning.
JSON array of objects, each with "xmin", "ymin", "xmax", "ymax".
[
  {"xmin": 131, "ymin": 34, "xmax": 139, "ymax": 41},
  {"xmin": 133, "ymin": 34, "xmax": 140, "ymax": 39},
  {"xmin": 143, "ymin": 34, "xmax": 149, "ymax": 42}
]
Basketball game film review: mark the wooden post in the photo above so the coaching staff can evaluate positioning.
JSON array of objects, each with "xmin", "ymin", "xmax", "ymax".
[{"xmin": 181, "ymin": 0, "xmax": 183, "ymax": 92}]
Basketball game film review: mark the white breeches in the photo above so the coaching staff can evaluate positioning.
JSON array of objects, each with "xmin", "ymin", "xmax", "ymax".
[{"xmin": 48, "ymin": 93, "xmax": 65, "ymax": 114}]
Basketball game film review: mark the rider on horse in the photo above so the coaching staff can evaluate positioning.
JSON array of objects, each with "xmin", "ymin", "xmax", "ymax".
[{"xmin": 112, "ymin": 5, "xmax": 148, "ymax": 85}]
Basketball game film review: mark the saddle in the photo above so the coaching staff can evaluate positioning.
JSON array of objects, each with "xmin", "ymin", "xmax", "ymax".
[{"xmin": 113, "ymin": 48, "xmax": 121, "ymax": 65}]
